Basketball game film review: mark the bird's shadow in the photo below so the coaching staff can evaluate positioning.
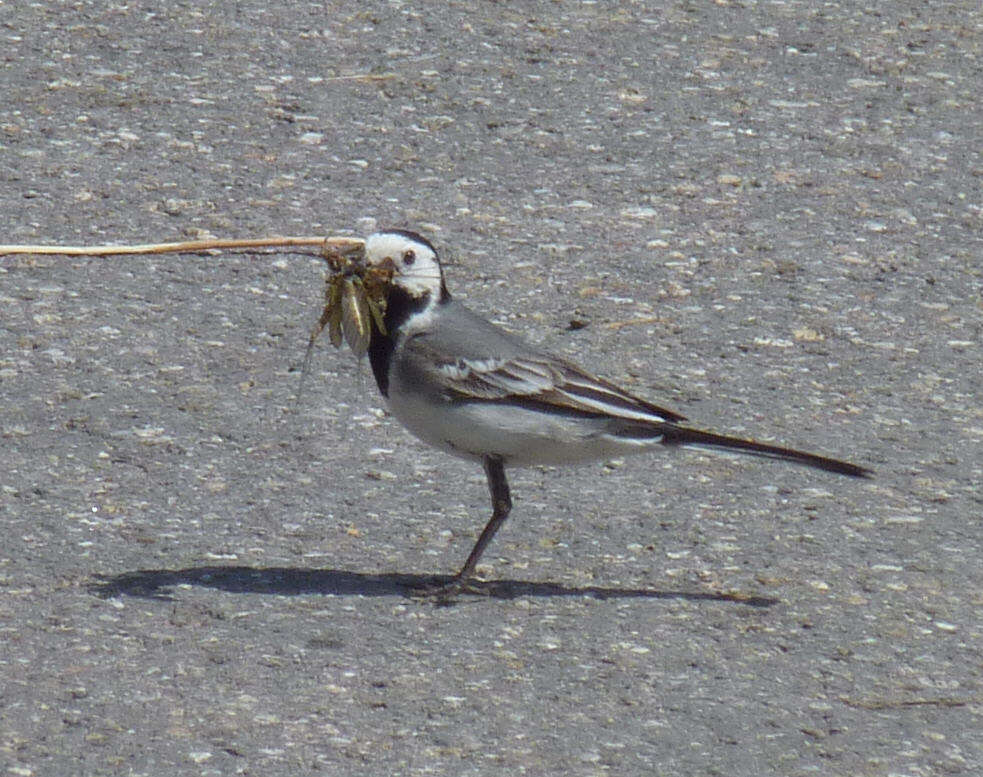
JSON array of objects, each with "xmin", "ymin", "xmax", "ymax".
[{"xmin": 88, "ymin": 565, "xmax": 778, "ymax": 608}]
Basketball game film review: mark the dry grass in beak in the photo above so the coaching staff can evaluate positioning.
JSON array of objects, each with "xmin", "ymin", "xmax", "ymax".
[
  {"xmin": 307, "ymin": 238, "xmax": 394, "ymax": 359},
  {"xmin": 0, "ymin": 234, "xmax": 362, "ymax": 257}
]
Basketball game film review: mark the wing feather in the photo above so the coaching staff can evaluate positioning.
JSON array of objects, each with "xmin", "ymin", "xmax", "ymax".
[{"xmin": 425, "ymin": 348, "xmax": 686, "ymax": 424}]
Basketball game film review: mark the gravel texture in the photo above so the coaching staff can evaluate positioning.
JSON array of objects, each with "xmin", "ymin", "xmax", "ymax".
[{"xmin": 1, "ymin": 2, "xmax": 981, "ymax": 776}]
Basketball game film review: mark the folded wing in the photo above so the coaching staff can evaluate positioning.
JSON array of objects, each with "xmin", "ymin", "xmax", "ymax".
[{"xmin": 431, "ymin": 351, "xmax": 688, "ymax": 425}]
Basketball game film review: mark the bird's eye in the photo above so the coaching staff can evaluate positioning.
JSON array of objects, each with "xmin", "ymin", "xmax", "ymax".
[{"xmin": 402, "ymin": 250, "xmax": 416, "ymax": 266}]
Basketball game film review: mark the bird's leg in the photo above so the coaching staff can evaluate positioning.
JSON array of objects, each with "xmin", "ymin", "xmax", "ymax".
[
  {"xmin": 409, "ymin": 456, "xmax": 511, "ymax": 599},
  {"xmin": 452, "ymin": 455, "xmax": 512, "ymax": 583}
]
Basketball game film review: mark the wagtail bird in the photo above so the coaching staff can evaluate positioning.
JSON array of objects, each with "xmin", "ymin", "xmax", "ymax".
[{"xmin": 352, "ymin": 229, "xmax": 870, "ymax": 590}]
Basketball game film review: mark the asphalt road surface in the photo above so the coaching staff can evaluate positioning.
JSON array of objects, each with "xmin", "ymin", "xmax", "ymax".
[{"xmin": 2, "ymin": 2, "xmax": 981, "ymax": 776}]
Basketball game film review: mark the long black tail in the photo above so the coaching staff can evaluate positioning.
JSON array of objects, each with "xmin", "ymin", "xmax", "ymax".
[{"xmin": 658, "ymin": 426, "xmax": 872, "ymax": 478}]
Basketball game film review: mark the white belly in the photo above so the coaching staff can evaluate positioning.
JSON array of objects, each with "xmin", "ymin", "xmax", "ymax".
[{"xmin": 385, "ymin": 389, "xmax": 655, "ymax": 467}]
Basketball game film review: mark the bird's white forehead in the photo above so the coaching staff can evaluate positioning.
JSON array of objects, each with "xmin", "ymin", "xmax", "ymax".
[{"xmin": 365, "ymin": 232, "xmax": 435, "ymax": 264}]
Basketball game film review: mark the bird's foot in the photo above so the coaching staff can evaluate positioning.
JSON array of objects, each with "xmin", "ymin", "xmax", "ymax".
[{"xmin": 408, "ymin": 574, "xmax": 489, "ymax": 603}]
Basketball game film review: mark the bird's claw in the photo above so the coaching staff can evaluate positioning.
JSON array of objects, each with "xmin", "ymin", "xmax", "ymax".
[{"xmin": 407, "ymin": 575, "xmax": 490, "ymax": 603}]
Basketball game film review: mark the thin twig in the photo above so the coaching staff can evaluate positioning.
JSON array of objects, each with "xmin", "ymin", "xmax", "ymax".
[{"xmin": 0, "ymin": 235, "xmax": 365, "ymax": 257}]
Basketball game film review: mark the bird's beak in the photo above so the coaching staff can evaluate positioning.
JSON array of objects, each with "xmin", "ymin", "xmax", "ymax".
[
  {"xmin": 318, "ymin": 236, "xmax": 396, "ymax": 286},
  {"xmin": 374, "ymin": 256, "xmax": 399, "ymax": 274}
]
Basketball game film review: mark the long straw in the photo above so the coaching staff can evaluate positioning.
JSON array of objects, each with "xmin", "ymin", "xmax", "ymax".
[{"xmin": 0, "ymin": 235, "xmax": 365, "ymax": 257}]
